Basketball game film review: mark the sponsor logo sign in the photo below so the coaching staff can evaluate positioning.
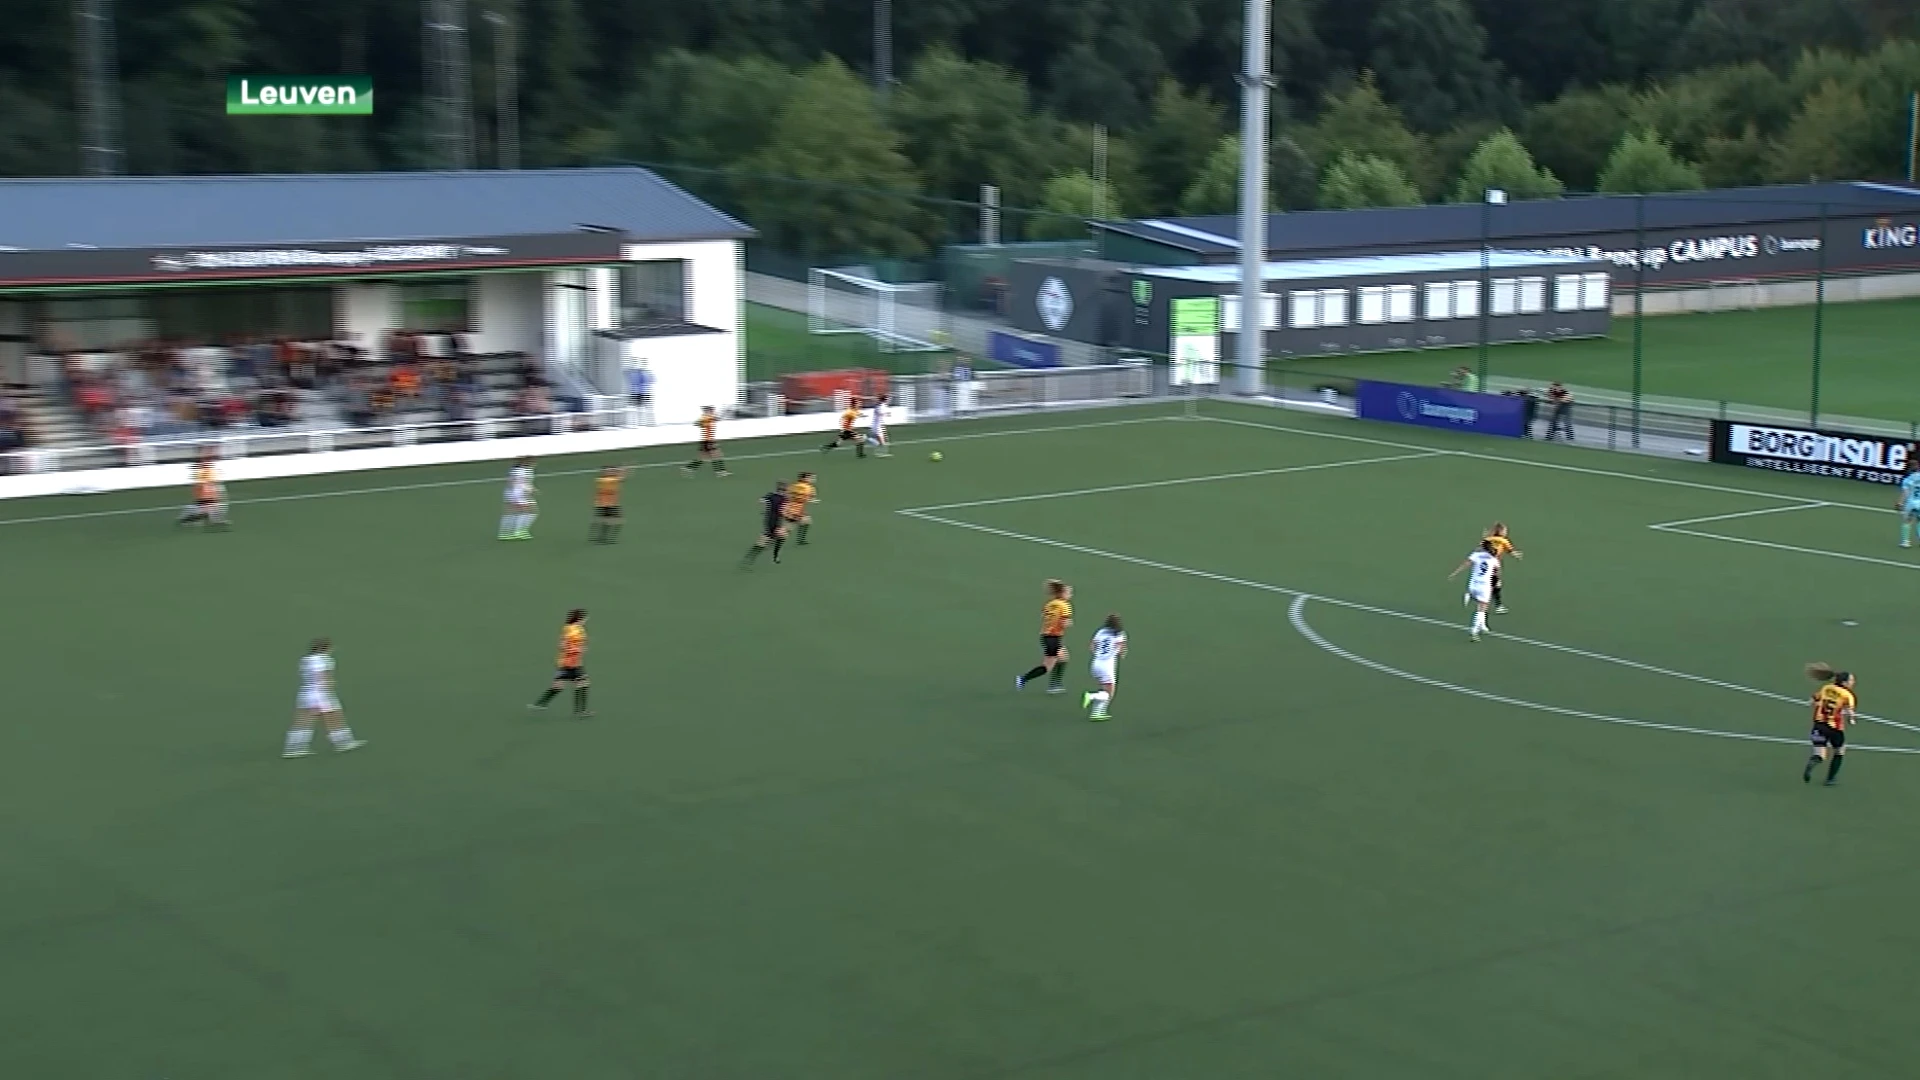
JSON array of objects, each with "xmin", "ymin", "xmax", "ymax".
[
  {"xmin": 0, "ymin": 233, "xmax": 626, "ymax": 287},
  {"xmin": 1037, "ymin": 276, "xmax": 1073, "ymax": 333},
  {"xmin": 1710, "ymin": 420, "xmax": 1915, "ymax": 485},
  {"xmin": 987, "ymin": 330, "xmax": 1061, "ymax": 369},
  {"xmin": 1354, "ymin": 380, "xmax": 1525, "ymax": 438},
  {"xmin": 1863, "ymin": 218, "xmax": 1919, "ymax": 250}
]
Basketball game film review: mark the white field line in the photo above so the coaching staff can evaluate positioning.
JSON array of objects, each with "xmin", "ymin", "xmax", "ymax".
[
  {"xmin": 1200, "ymin": 413, "xmax": 1900, "ymax": 516},
  {"xmin": 1286, "ymin": 595, "xmax": 1920, "ymax": 754},
  {"xmin": 0, "ymin": 414, "xmax": 1176, "ymax": 528},
  {"xmin": 1648, "ymin": 525, "xmax": 1920, "ymax": 573},
  {"xmin": 897, "ymin": 508, "xmax": 1920, "ymax": 742},
  {"xmin": 899, "ymin": 451, "xmax": 1444, "ymax": 513},
  {"xmin": 1647, "ymin": 502, "xmax": 1831, "ymax": 529}
]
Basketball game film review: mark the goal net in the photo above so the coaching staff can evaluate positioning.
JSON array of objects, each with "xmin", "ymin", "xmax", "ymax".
[{"xmin": 807, "ymin": 267, "xmax": 947, "ymax": 353}]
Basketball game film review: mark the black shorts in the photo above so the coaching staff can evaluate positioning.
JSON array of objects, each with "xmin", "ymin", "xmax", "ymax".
[
  {"xmin": 1040, "ymin": 635, "xmax": 1063, "ymax": 659},
  {"xmin": 837, "ymin": 430, "xmax": 860, "ymax": 442},
  {"xmin": 555, "ymin": 666, "xmax": 585, "ymax": 683},
  {"xmin": 762, "ymin": 515, "xmax": 784, "ymax": 538},
  {"xmin": 595, "ymin": 505, "xmax": 620, "ymax": 519},
  {"xmin": 1811, "ymin": 722, "xmax": 1845, "ymax": 749},
  {"xmin": 700, "ymin": 440, "xmax": 719, "ymax": 456}
]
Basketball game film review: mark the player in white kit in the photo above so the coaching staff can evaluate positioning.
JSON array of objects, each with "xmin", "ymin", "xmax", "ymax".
[
  {"xmin": 1082, "ymin": 614, "xmax": 1128, "ymax": 721},
  {"xmin": 867, "ymin": 396, "xmax": 890, "ymax": 457},
  {"xmin": 283, "ymin": 639, "xmax": 365, "ymax": 757},
  {"xmin": 1448, "ymin": 540, "xmax": 1502, "ymax": 640},
  {"xmin": 499, "ymin": 457, "xmax": 538, "ymax": 540}
]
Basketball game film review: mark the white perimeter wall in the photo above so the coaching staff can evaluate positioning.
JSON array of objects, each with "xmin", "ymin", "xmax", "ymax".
[
  {"xmin": 0, "ymin": 405, "xmax": 911, "ymax": 500},
  {"xmin": 620, "ymin": 240, "xmax": 744, "ymax": 426}
]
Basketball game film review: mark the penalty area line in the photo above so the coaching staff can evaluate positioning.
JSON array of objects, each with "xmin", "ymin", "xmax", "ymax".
[
  {"xmin": 896, "ymin": 509, "xmax": 1920, "ymax": 740},
  {"xmin": 1648, "ymin": 524, "xmax": 1920, "ymax": 573},
  {"xmin": 1646, "ymin": 502, "xmax": 1830, "ymax": 529},
  {"xmin": 1288, "ymin": 596, "xmax": 1920, "ymax": 755},
  {"xmin": 898, "ymin": 450, "xmax": 1444, "ymax": 513}
]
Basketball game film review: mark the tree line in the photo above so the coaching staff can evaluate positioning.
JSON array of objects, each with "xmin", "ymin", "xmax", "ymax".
[{"xmin": 0, "ymin": 0, "xmax": 1915, "ymax": 257}]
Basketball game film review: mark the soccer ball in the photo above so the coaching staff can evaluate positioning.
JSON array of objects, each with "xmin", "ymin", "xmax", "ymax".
[{"xmin": 929, "ymin": 451, "xmax": 943, "ymax": 462}]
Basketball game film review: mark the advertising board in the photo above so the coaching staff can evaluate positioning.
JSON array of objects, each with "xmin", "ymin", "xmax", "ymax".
[{"xmin": 1709, "ymin": 420, "xmax": 1915, "ymax": 485}]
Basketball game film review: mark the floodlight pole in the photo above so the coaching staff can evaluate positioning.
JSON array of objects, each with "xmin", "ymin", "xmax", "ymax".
[
  {"xmin": 1631, "ymin": 195, "xmax": 1644, "ymax": 448},
  {"xmin": 1477, "ymin": 188, "xmax": 1505, "ymax": 389},
  {"xmin": 486, "ymin": 6, "xmax": 518, "ymax": 170},
  {"xmin": 1908, "ymin": 91, "xmax": 1917, "ymax": 184},
  {"xmin": 1233, "ymin": 0, "xmax": 1271, "ymax": 397},
  {"xmin": 1810, "ymin": 202, "xmax": 1828, "ymax": 427},
  {"xmin": 874, "ymin": 0, "xmax": 893, "ymax": 102}
]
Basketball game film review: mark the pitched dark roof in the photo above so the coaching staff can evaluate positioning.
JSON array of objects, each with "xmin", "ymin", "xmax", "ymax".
[
  {"xmin": 1097, "ymin": 182, "xmax": 1920, "ymax": 258},
  {"xmin": 0, "ymin": 167, "xmax": 754, "ymax": 252}
]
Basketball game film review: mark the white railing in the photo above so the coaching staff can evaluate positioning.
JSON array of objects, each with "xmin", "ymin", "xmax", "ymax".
[
  {"xmin": 6, "ymin": 361, "xmax": 1171, "ymax": 477},
  {"xmin": 6, "ymin": 405, "xmax": 651, "ymax": 475}
]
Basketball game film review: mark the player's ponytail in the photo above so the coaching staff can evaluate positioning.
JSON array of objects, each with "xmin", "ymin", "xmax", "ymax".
[{"xmin": 1805, "ymin": 662, "xmax": 1836, "ymax": 682}]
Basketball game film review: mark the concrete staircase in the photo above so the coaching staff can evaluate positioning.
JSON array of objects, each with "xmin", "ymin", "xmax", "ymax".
[{"xmin": 4, "ymin": 385, "xmax": 93, "ymax": 453}]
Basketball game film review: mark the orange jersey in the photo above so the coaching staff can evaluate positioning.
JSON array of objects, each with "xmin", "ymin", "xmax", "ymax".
[
  {"xmin": 594, "ymin": 475, "xmax": 621, "ymax": 508},
  {"xmin": 782, "ymin": 479, "xmax": 816, "ymax": 519},
  {"xmin": 698, "ymin": 415, "xmax": 718, "ymax": 443},
  {"xmin": 192, "ymin": 462, "xmax": 218, "ymax": 501},
  {"xmin": 1484, "ymin": 534, "xmax": 1514, "ymax": 558},
  {"xmin": 1813, "ymin": 684, "xmax": 1855, "ymax": 730},
  {"xmin": 1041, "ymin": 598, "xmax": 1073, "ymax": 637},
  {"xmin": 840, "ymin": 408, "xmax": 859, "ymax": 433},
  {"xmin": 557, "ymin": 624, "xmax": 587, "ymax": 668}
]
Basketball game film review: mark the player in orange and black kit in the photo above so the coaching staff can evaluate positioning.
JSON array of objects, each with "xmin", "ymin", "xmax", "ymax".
[
  {"xmin": 1483, "ymin": 523, "xmax": 1521, "ymax": 613},
  {"xmin": 782, "ymin": 471, "xmax": 818, "ymax": 546},
  {"xmin": 821, "ymin": 399, "xmax": 866, "ymax": 458},
  {"xmin": 530, "ymin": 609, "xmax": 591, "ymax": 717},
  {"xmin": 1015, "ymin": 579, "xmax": 1074, "ymax": 694},
  {"xmin": 176, "ymin": 449, "xmax": 229, "ymax": 530},
  {"xmin": 741, "ymin": 480, "xmax": 789, "ymax": 567},
  {"xmin": 1803, "ymin": 663, "xmax": 1856, "ymax": 786},
  {"xmin": 684, "ymin": 406, "xmax": 729, "ymax": 476},
  {"xmin": 590, "ymin": 467, "xmax": 625, "ymax": 544}
]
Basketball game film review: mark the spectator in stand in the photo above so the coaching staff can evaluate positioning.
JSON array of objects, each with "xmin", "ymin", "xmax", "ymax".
[
  {"xmin": 392, "ymin": 357, "xmax": 422, "ymax": 405},
  {"xmin": 343, "ymin": 375, "xmax": 375, "ymax": 427},
  {"xmin": 1546, "ymin": 382, "xmax": 1575, "ymax": 441},
  {"xmin": 0, "ymin": 397, "xmax": 25, "ymax": 475}
]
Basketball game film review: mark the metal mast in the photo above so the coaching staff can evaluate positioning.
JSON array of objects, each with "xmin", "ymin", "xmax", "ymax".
[
  {"xmin": 423, "ymin": 0, "xmax": 475, "ymax": 169},
  {"xmin": 874, "ymin": 0, "xmax": 893, "ymax": 102},
  {"xmin": 1234, "ymin": 0, "xmax": 1271, "ymax": 395},
  {"xmin": 485, "ymin": 5, "xmax": 519, "ymax": 169},
  {"xmin": 74, "ymin": 0, "xmax": 124, "ymax": 175}
]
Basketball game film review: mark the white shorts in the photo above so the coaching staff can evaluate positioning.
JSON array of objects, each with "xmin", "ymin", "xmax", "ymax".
[
  {"xmin": 1467, "ymin": 583, "xmax": 1493, "ymax": 604},
  {"xmin": 1090, "ymin": 662, "xmax": 1116, "ymax": 687},
  {"xmin": 870, "ymin": 425, "xmax": 887, "ymax": 442},
  {"xmin": 298, "ymin": 692, "xmax": 340, "ymax": 714}
]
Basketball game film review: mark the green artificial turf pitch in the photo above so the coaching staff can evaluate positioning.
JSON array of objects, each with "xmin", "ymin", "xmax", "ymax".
[
  {"xmin": 1276, "ymin": 295, "xmax": 1920, "ymax": 424},
  {"xmin": 3, "ymin": 401, "xmax": 1920, "ymax": 1079}
]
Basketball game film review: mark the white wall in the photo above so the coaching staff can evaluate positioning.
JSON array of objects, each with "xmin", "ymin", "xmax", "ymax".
[
  {"xmin": 630, "ymin": 334, "xmax": 740, "ymax": 426},
  {"xmin": 620, "ymin": 240, "xmax": 744, "ymax": 427},
  {"xmin": 1617, "ymin": 271, "xmax": 1920, "ymax": 316},
  {"xmin": 0, "ymin": 405, "xmax": 912, "ymax": 500},
  {"xmin": 336, "ymin": 282, "xmax": 394, "ymax": 353},
  {"xmin": 470, "ymin": 272, "xmax": 544, "ymax": 356}
]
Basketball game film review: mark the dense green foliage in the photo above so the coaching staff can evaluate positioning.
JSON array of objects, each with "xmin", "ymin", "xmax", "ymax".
[{"xmin": 1, "ymin": 0, "xmax": 1916, "ymax": 252}]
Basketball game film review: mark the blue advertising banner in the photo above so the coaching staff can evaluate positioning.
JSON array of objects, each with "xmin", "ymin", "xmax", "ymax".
[
  {"xmin": 988, "ymin": 330, "xmax": 1062, "ymax": 369},
  {"xmin": 1353, "ymin": 380, "xmax": 1527, "ymax": 438}
]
